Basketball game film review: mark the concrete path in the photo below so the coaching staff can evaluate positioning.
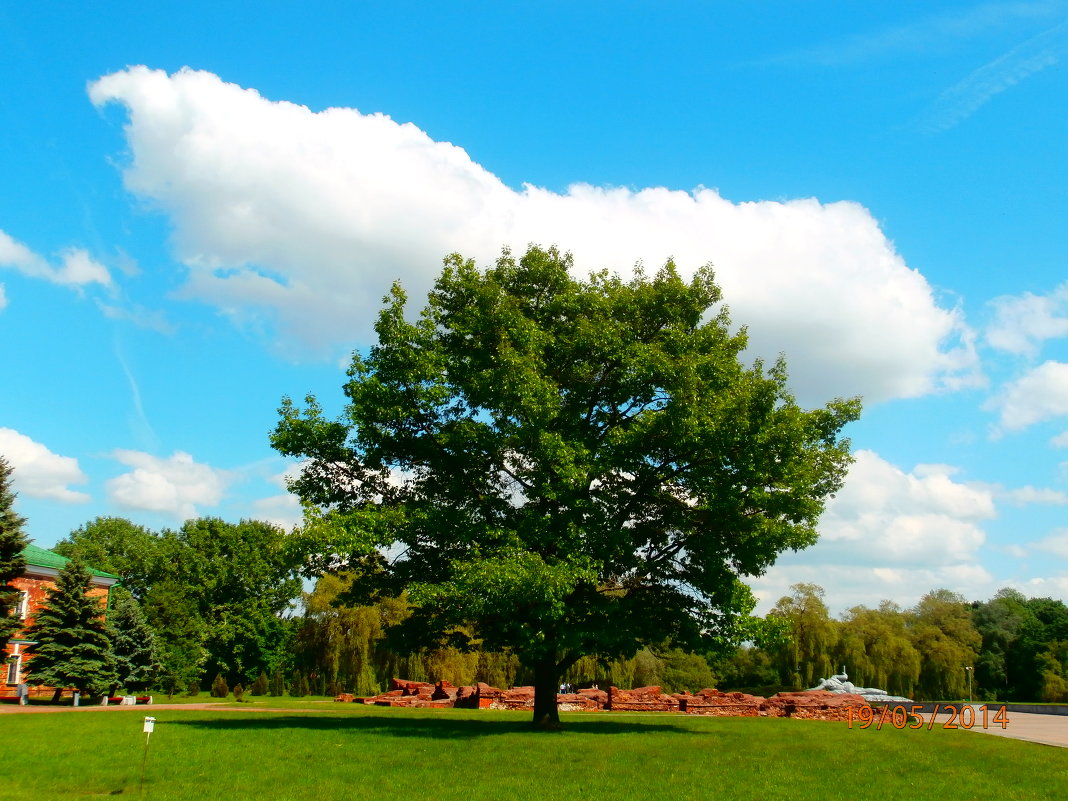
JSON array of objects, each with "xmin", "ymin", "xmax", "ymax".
[{"xmin": 932, "ymin": 709, "xmax": 1068, "ymax": 749}]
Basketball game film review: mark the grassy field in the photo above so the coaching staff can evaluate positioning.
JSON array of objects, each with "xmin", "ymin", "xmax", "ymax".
[{"xmin": 5, "ymin": 703, "xmax": 1066, "ymax": 801}]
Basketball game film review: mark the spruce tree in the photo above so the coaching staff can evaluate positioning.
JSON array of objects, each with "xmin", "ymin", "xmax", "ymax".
[
  {"xmin": 108, "ymin": 592, "xmax": 163, "ymax": 693},
  {"xmin": 0, "ymin": 455, "xmax": 29, "ymax": 643},
  {"xmin": 24, "ymin": 555, "xmax": 116, "ymax": 701}
]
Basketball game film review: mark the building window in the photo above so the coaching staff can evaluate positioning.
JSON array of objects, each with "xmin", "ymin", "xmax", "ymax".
[
  {"xmin": 5, "ymin": 645, "xmax": 20, "ymax": 685},
  {"xmin": 17, "ymin": 589, "xmax": 29, "ymax": 620}
]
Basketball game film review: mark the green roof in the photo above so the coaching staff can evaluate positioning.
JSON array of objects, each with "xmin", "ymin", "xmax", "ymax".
[{"xmin": 22, "ymin": 543, "xmax": 120, "ymax": 580}]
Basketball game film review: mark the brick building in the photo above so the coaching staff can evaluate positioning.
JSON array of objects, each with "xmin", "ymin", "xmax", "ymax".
[{"xmin": 2, "ymin": 544, "xmax": 119, "ymax": 699}]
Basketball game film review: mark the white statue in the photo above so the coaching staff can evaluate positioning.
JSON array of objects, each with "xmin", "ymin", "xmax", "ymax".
[{"xmin": 808, "ymin": 668, "xmax": 912, "ymax": 704}]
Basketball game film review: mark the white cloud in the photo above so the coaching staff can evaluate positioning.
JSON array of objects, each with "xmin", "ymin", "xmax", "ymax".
[
  {"xmin": 0, "ymin": 283, "xmax": 6, "ymax": 310},
  {"xmin": 985, "ymin": 281, "xmax": 1068, "ymax": 355},
  {"xmin": 753, "ymin": 2, "xmax": 1066, "ymax": 67},
  {"xmin": 89, "ymin": 66, "xmax": 979, "ymax": 405},
  {"xmin": 987, "ymin": 360, "xmax": 1068, "ymax": 431},
  {"xmin": 811, "ymin": 449, "xmax": 993, "ymax": 564},
  {"xmin": 0, "ymin": 229, "xmax": 113, "ymax": 290},
  {"xmin": 0, "ymin": 427, "xmax": 90, "ymax": 503},
  {"xmin": 921, "ymin": 19, "xmax": 1068, "ymax": 132},
  {"xmin": 1002, "ymin": 485, "xmax": 1068, "ymax": 505},
  {"xmin": 1032, "ymin": 529, "xmax": 1068, "ymax": 559},
  {"xmin": 106, "ymin": 449, "xmax": 228, "ymax": 519},
  {"xmin": 751, "ymin": 562, "xmax": 996, "ymax": 616},
  {"xmin": 1051, "ymin": 430, "xmax": 1068, "ymax": 447},
  {"xmin": 748, "ymin": 449, "xmax": 999, "ymax": 613},
  {"xmin": 250, "ymin": 463, "xmax": 304, "ymax": 531},
  {"xmin": 1015, "ymin": 573, "xmax": 1068, "ymax": 599},
  {"xmin": 95, "ymin": 299, "xmax": 176, "ymax": 334}
]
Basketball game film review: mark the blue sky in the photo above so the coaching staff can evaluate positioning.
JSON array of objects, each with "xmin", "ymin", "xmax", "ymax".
[{"xmin": 2, "ymin": 1, "xmax": 1068, "ymax": 614}]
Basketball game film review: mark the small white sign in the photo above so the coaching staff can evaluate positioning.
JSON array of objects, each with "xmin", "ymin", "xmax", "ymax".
[{"xmin": 143, "ymin": 717, "xmax": 156, "ymax": 733}]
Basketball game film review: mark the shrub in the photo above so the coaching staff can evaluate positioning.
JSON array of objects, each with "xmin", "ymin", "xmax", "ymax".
[
  {"xmin": 211, "ymin": 673, "xmax": 229, "ymax": 698},
  {"xmin": 185, "ymin": 681, "xmax": 200, "ymax": 697},
  {"xmin": 233, "ymin": 683, "xmax": 246, "ymax": 702},
  {"xmin": 251, "ymin": 671, "xmax": 269, "ymax": 696}
]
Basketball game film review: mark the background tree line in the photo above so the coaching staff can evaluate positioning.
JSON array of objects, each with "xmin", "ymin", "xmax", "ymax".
[{"xmin": 20, "ymin": 515, "xmax": 1068, "ymax": 703}]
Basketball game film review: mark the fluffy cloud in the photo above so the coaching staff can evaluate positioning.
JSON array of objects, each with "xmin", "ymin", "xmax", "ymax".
[
  {"xmin": 0, "ymin": 229, "xmax": 113, "ymax": 289},
  {"xmin": 89, "ymin": 66, "xmax": 978, "ymax": 405},
  {"xmin": 986, "ymin": 281, "xmax": 1068, "ymax": 356},
  {"xmin": 815, "ymin": 449, "xmax": 993, "ymax": 562},
  {"xmin": 0, "ymin": 427, "xmax": 90, "ymax": 503},
  {"xmin": 751, "ymin": 562, "xmax": 996, "ymax": 616},
  {"xmin": 106, "ymin": 449, "xmax": 228, "ymax": 519},
  {"xmin": 743, "ymin": 449, "xmax": 1001, "ymax": 613},
  {"xmin": 987, "ymin": 360, "xmax": 1068, "ymax": 431}
]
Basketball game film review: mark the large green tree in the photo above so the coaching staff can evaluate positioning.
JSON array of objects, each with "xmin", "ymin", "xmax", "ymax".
[
  {"xmin": 24, "ymin": 555, "xmax": 116, "ymax": 700},
  {"xmin": 1, "ymin": 455, "xmax": 29, "ymax": 643},
  {"xmin": 273, "ymin": 245, "xmax": 860, "ymax": 728},
  {"xmin": 54, "ymin": 517, "xmax": 161, "ymax": 600},
  {"xmin": 171, "ymin": 518, "xmax": 301, "ymax": 685}
]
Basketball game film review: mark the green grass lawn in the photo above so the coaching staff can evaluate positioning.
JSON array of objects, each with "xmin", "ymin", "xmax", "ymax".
[{"xmin": 5, "ymin": 704, "xmax": 1066, "ymax": 801}]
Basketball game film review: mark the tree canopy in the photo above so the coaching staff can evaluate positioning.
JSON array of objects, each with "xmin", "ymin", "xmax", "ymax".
[{"xmin": 272, "ymin": 245, "xmax": 860, "ymax": 727}]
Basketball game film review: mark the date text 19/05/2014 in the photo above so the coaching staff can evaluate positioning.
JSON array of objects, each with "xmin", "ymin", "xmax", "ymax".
[{"xmin": 848, "ymin": 705, "xmax": 1010, "ymax": 731}]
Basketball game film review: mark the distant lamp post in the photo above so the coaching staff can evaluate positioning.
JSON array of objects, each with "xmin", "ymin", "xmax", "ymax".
[{"xmin": 964, "ymin": 666, "xmax": 973, "ymax": 702}]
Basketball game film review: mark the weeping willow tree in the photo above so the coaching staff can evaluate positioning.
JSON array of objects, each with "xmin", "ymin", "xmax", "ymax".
[
  {"xmin": 768, "ymin": 583, "xmax": 839, "ymax": 689},
  {"xmin": 835, "ymin": 601, "xmax": 920, "ymax": 698}
]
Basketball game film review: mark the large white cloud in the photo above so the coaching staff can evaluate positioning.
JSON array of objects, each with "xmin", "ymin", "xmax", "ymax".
[
  {"xmin": 0, "ymin": 427, "xmax": 90, "ymax": 503},
  {"xmin": 0, "ymin": 229, "xmax": 113, "ymax": 290},
  {"xmin": 89, "ymin": 66, "xmax": 978, "ymax": 405},
  {"xmin": 106, "ymin": 449, "xmax": 228, "ymax": 519}
]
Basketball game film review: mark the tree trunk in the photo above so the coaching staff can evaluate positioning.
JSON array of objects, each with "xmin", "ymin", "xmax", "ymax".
[
  {"xmin": 531, "ymin": 658, "xmax": 561, "ymax": 730},
  {"xmin": 51, "ymin": 687, "xmax": 62, "ymax": 703}
]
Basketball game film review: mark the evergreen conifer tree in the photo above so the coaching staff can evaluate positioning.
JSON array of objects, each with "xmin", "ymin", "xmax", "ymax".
[
  {"xmin": 211, "ymin": 672, "xmax": 229, "ymax": 698},
  {"xmin": 250, "ymin": 671, "xmax": 269, "ymax": 696},
  {"xmin": 108, "ymin": 592, "xmax": 163, "ymax": 693},
  {"xmin": 269, "ymin": 667, "xmax": 285, "ymax": 696},
  {"xmin": 0, "ymin": 455, "xmax": 29, "ymax": 643},
  {"xmin": 24, "ymin": 555, "xmax": 116, "ymax": 701}
]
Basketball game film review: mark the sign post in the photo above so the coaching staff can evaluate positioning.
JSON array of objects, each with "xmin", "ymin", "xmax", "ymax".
[{"xmin": 140, "ymin": 717, "xmax": 156, "ymax": 794}]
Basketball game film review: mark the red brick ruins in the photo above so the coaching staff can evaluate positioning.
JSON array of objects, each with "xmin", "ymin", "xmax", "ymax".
[{"xmin": 337, "ymin": 679, "xmax": 869, "ymax": 721}]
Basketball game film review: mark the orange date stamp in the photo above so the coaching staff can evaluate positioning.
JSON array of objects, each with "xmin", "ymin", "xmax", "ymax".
[{"xmin": 848, "ymin": 704, "xmax": 1010, "ymax": 730}]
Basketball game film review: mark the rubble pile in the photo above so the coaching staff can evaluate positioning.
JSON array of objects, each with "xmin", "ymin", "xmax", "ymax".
[
  {"xmin": 606, "ymin": 685, "xmax": 678, "ymax": 712},
  {"xmin": 338, "ymin": 679, "xmax": 870, "ymax": 721},
  {"xmin": 759, "ymin": 690, "xmax": 869, "ymax": 721},
  {"xmin": 679, "ymin": 688, "xmax": 765, "ymax": 717}
]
